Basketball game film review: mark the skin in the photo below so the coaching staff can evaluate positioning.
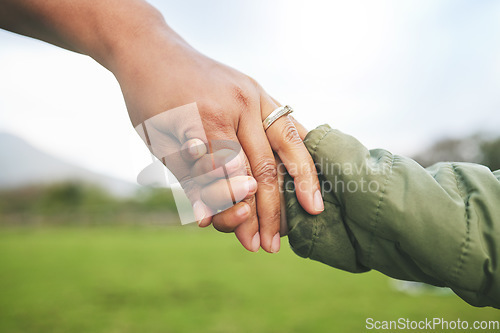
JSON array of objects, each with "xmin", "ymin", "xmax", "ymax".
[
  {"xmin": 0, "ymin": 0, "xmax": 324, "ymax": 253},
  {"xmin": 188, "ymin": 121, "xmax": 310, "ymax": 238}
]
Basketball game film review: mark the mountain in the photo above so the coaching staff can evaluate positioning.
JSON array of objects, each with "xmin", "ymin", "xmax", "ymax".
[{"xmin": 0, "ymin": 132, "xmax": 138, "ymax": 196}]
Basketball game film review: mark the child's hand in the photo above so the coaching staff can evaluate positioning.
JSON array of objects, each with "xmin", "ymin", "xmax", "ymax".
[
  {"xmin": 181, "ymin": 119, "xmax": 308, "ymax": 248},
  {"xmin": 181, "ymin": 139, "xmax": 290, "ymax": 245}
]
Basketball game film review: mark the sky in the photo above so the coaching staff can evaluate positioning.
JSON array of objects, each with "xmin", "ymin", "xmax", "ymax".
[{"xmin": 1, "ymin": 0, "xmax": 499, "ymax": 184}]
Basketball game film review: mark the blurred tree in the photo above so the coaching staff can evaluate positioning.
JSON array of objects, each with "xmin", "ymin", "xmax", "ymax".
[
  {"xmin": 413, "ymin": 134, "xmax": 500, "ymax": 171},
  {"xmin": 136, "ymin": 187, "xmax": 177, "ymax": 212},
  {"xmin": 39, "ymin": 182, "xmax": 85, "ymax": 214},
  {"xmin": 480, "ymin": 137, "xmax": 500, "ymax": 171},
  {"xmin": 0, "ymin": 182, "xmax": 178, "ymax": 225}
]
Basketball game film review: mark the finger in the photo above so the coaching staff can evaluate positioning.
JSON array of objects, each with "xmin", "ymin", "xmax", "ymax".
[
  {"xmin": 192, "ymin": 200, "xmax": 213, "ymax": 227},
  {"xmin": 238, "ymin": 113, "xmax": 282, "ymax": 253},
  {"xmin": 210, "ymin": 152, "xmax": 260, "ymax": 252},
  {"xmin": 212, "ymin": 198, "xmax": 260, "ymax": 251},
  {"xmin": 190, "ymin": 149, "xmax": 246, "ymax": 185},
  {"xmin": 175, "ymin": 173, "xmax": 214, "ymax": 227},
  {"xmin": 200, "ymin": 176, "xmax": 257, "ymax": 210},
  {"xmin": 269, "ymin": 95, "xmax": 310, "ymax": 140},
  {"xmin": 268, "ymin": 96, "xmax": 309, "ymax": 140},
  {"xmin": 181, "ymin": 138, "xmax": 244, "ymax": 227},
  {"xmin": 180, "ymin": 136, "xmax": 245, "ymax": 228},
  {"xmin": 139, "ymin": 126, "xmax": 210, "ymax": 227},
  {"xmin": 262, "ymin": 97, "xmax": 323, "ymax": 216},
  {"xmin": 289, "ymin": 115, "xmax": 308, "ymax": 140},
  {"xmin": 196, "ymin": 124, "xmax": 260, "ymax": 252},
  {"xmin": 211, "ymin": 201, "xmax": 254, "ymax": 234},
  {"xmin": 181, "ymin": 138, "xmax": 207, "ymax": 162},
  {"xmin": 148, "ymin": 103, "xmax": 208, "ymax": 145}
]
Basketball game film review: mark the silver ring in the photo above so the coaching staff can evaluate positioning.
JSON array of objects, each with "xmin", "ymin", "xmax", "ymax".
[{"xmin": 263, "ymin": 105, "xmax": 294, "ymax": 131}]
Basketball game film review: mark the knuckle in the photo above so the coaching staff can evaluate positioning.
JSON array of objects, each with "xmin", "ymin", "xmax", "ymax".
[
  {"xmin": 230, "ymin": 82, "xmax": 260, "ymax": 116},
  {"xmin": 241, "ymin": 155, "xmax": 253, "ymax": 177},
  {"xmin": 247, "ymin": 76, "xmax": 267, "ymax": 94},
  {"xmin": 300, "ymin": 159, "xmax": 317, "ymax": 176},
  {"xmin": 252, "ymin": 159, "xmax": 278, "ymax": 184},
  {"xmin": 291, "ymin": 161, "xmax": 318, "ymax": 184},
  {"xmin": 199, "ymin": 108, "xmax": 234, "ymax": 137},
  {"xmin": 231, "ymin": 85, "xmax": 251, "ymax": 109},
  {"xmin": 212, "ymin": 217, "xmax": 235, "ymax": 233},
  {"xmin": 243, "ymin": 195, "xmax": 256, "ymax": 208},
  {"xmin": 279, "ymin": 120, "xmax": 302, "ymax": 146}
]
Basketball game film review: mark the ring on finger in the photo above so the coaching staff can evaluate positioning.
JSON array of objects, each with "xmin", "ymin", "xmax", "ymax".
[{"xmin": 262, "ymin": 105, "xmax": 294, "ymax": 131}]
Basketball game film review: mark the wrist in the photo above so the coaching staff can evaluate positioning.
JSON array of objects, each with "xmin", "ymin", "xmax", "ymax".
[{"xmin": 86, "ymin": 3, "xmax": 187, "ymax": 74}]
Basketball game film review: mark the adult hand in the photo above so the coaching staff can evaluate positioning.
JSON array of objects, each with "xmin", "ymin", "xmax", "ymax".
[
  {"xmin": 0, "ymin": 0, "xmax": 323, "ymax": 253},
  {"xmin": 114, "ymin": 30, "xmax": 324, "ymax": 253},
  {"xmin": 186, "ymin": 118, "xmax": 311, "ymax": 240}
]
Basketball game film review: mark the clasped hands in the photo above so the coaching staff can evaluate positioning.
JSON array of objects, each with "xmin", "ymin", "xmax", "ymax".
[
  {"xmin": 119, "ymin": 35, "xmax": 324, "ymax": 253},
  {"xmin": 0, "ymin": 0, "xmax": 322, "ymax": 253}
]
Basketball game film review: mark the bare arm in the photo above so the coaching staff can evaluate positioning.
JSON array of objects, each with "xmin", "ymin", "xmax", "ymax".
[
  {"xmin": 0, "ymin": 0, "xmax": 171, "ymax": 69},
  {"xmin": 0, "ymin": 0, "xmax": 323, "ymax": 253}
]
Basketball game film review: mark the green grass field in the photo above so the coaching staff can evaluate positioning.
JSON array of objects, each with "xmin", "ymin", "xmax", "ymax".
[{"xmin": 0, "ymin": 226, "xmax": 497, "ymax": 333}]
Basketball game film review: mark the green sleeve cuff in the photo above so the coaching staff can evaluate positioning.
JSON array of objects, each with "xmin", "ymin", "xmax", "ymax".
[{"xmin": 284, "ymin": 125, "xmax": 500, "ymax": 308}]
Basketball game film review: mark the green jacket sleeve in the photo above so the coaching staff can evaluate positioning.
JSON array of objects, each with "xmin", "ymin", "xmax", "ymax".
[{"xmin": 285, "ymin": 125, "xmax": 500, "ymax": 309}]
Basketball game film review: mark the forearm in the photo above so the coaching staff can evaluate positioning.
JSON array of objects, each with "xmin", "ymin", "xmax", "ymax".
[{"xmin": 0, "ymin": 0, "xmax": 183, "ymax": 71}]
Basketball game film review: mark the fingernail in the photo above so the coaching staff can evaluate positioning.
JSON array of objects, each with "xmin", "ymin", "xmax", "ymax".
[
  {"xmin": 314, "ymin": 189, "xmax": 324, "ymax": 212},
  {"xmin": 193, "ymin": 201, "xmax": 206, "ymax": 226},
  {"xmin": 236, "ymin": 204, "xmax": 250, "ymax": 218},
  {"xmin": 271, "ymin": 232, "xmax": 280, "ymax": 253},
  {"xmin": 188, "ymin": 141, "xmax": 199, "ymax": 156},
  {"xmin": 225, "ymin": 155, "xmax": 241, "ymax": 172},
  {"xmin": 251, "ymin": 232, "xmax": 260, "ymax": 252},
  {"xmin": 246, "ymin": 177, "xmax": 257, "ymax": 194}
]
